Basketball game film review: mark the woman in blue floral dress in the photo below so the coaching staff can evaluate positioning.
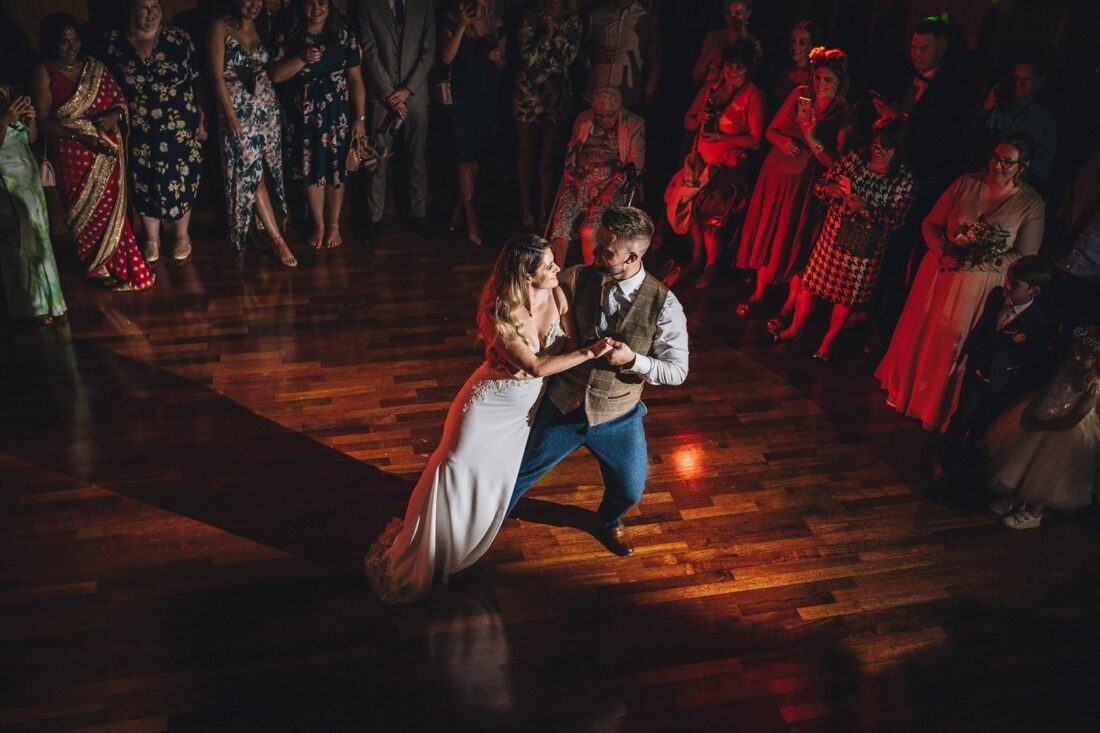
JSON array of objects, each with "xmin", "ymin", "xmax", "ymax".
[
  {"xmin": 208, "ymin": 0, "xmax": 296, "ymax": 267},
  {"xmin": 272, "ymin": 0, "xmax": 366, "ymax": 250},
  {"xmin": 105, "ymin": 0, "xmax": 205, "ymax": 264}
]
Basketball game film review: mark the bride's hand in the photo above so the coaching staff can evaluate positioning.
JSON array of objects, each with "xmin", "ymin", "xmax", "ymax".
[{"xmin": 581, "ymin": 337, "xmax": 615, "ymax": 359}]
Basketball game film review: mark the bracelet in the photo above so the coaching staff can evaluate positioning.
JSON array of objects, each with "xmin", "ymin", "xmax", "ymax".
[
  {"xmin": 356, "ymin": 114, "xmax": 367, "ymax": 122},
  {"xmin": 811, "ymin": 141, "xmax": 824, "ymax": 154}
]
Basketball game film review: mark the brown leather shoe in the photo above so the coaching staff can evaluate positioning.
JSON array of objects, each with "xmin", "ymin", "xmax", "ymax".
[{"xmin": 593, "ymin": 520, "xmax": 634, "ymax": 557}]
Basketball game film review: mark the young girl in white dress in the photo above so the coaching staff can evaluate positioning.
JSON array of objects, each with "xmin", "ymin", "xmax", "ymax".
[
  {"xmin": 365, "ymin": 235, "xmax": 613, "ymax": 602},
  {"xmin": 986, "ymin": 326, "xmax": 1100, "ymax": 529}
]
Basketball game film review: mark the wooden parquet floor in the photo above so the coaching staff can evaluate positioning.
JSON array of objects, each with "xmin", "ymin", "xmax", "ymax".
[{"xmin": 2, "ymin": 220, "xmax": 1100, "ymax": 732}]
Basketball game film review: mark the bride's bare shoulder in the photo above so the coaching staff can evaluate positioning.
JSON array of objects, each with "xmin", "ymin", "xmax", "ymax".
[{"xmin": 552, "ymin": 286, "xmax": 569, "ymax": 316}]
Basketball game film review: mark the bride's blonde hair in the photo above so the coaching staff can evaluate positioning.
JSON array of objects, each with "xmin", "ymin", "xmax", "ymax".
[{"xmin": 478, "ymin": 234, "xmax": 550, "ymax": 347}]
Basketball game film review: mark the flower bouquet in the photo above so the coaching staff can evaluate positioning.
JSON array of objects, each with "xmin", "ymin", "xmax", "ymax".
[{"xmin": 940, "ymin": 217, "xmax": 1011, "ymax": 272}]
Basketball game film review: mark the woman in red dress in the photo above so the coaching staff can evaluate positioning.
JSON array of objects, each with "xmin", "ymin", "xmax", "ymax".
[{"xmin": 31, "ymin": 13, "xmax": 154, "ymax": 291}]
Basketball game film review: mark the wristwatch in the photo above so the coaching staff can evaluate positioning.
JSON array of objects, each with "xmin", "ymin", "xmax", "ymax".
[{"xmin": 356, "ymin": 114, "xmax": 367, "ymax": 122}]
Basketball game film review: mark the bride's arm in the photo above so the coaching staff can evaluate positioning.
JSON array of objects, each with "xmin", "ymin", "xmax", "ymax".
[
  {"xmin": 554, "ymin": 286, "xmax": 579, "ymax": 351},
  {"xmin": 493, "ymin": 333, "xmax": 613, "ymax": 379}
]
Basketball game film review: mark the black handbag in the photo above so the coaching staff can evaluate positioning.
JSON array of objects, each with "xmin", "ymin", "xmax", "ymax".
[{"xmin": 834, "ymin": 214, "xmax": 884, "ymax": 258}]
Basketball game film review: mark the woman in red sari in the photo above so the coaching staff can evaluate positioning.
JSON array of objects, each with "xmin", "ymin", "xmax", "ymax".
[{"xmin": 31, "ymin": 13, "xmax": 154, "ymax": 291}]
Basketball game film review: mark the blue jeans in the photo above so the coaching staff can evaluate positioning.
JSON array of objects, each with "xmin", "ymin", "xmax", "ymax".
[{"xmin": 508, "ymin": 401, "xmax": 648, "ymax": 527}]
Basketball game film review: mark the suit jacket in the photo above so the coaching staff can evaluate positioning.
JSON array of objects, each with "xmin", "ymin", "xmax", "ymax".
[
  {"xmin": 357, "ymin": 0, "xmax": 435, "ymax": 99},
  {"xmin": 961, "ymin": 287, "xmax": 1052, "ymax": 395},
  {"xmin": 900, "ymin": 62, "xmax": 978, "ymax": 193}
]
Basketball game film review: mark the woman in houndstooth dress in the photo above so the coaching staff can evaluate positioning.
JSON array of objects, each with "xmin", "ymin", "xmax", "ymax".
[{"xmin": 776, "ymin": 118, "xmax": 915, "ymax": 361}]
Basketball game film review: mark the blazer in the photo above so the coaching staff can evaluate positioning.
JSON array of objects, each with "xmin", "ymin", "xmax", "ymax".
[
  {"xmin": 962, "ymin": 287, "xmax": 1052, "ymax": 394},
  {"xmin": 357, "ymin": 0, "xmax": 436, "ymax": 99},
  {"xmin": 900, "ymin": 62, "xmax": 978, "ymax": 191}
]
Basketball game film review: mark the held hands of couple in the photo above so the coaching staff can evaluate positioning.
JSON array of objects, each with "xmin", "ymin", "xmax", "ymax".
[
  {"xmin": 605, "ymin": 340, "xmax": 636, "ymax": 368},
  {"xmin": 583, "ymin": 337, "xmax": 616, "ymax": 360}
]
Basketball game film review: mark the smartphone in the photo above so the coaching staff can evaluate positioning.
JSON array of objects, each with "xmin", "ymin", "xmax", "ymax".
[{"xmin": 796, "ymin": 95, "xmax": 812, "ymax": 121}]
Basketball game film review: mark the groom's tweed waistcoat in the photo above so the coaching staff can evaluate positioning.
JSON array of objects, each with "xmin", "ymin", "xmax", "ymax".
[{"xmin": 548, "ymin": 266, "xmax": 669, "ymax": 426}]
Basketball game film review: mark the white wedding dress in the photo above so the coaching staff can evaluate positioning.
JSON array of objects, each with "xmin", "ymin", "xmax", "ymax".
[{"xmin": 365, "ymin": 321, "xmax": 566, "ymax": 603}]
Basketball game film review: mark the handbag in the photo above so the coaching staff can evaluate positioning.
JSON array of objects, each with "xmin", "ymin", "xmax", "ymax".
[
  {"xmin": 346, "ymin": 135, "xmax": 379, "ymax": 173},
  {"xmin": 693, "ymin": 164, "xmax": 748, "ymax": 228},
  {"xmin": 431, "ymin": 65, "xmax": 453, "ymax": 106},
  {"xmin": 664, "ymin": 153, "xmax": 709, "ymax": 235},
  {"xmin": 39, "ymin": 154, "xmax": 56, "ymax": 187},
  {"xmin": 834, "ymin": 214, "xmax": 884, "ymax": 258}
]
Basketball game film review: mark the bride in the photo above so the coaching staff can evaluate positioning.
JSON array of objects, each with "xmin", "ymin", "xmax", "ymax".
[{"xmin": 365, "ymin": 234, "xmax": 613, "ymax": 602}]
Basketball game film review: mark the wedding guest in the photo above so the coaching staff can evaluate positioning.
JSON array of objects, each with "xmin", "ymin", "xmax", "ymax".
[
  {"xmin": 547, "ymin": 86, "xmax": 644, "ymax": 266},
  {"xmin": 209, "ymin": 0, "xmax": 297, "ymax": 267},
  {"xmin": 272, "ymin": 0, "xmax": 366, "ymax": 250},
  {"xmin": 440, "ymin": 0, "xmax": 505, "ymax": 246},
  {"xmin": 774, "ymin": 118, "xmax": 915, "ymax": 362},
  {"xmin": 31, "ymin": 13, "xmax": 155, "ymax": 291},
  {"xmin": 985, "ymin": 326, "xmax": 1100, "ymax": 530},
  {"xmin": 939, "ymin": 256, "xmax": 1054, "ymax": 473},
  {"xmin": 870, "ymin": 17, "xmax": 978, "ymax": 341},
  {"xmin": 513, "ymin": 0, "xmax": 582, "ymax": 230},
  {"xmin": 982, "ymin": 57, "xmax": 1057, "ymax": 189},
  {"xmin": 691, "ymin": 0, "xmax": 762, "ymax": 88},
  {"xmin": 583, "ymin": 0, "xmax": 659, "ymax": 110},
  {"xmin": 104, "ymin": 0, "xmax": 205, "ymax": 264},
  {"xmin": 763, "ymin": 19, "xmax": 819, "ymax": 110},
  {"xmin": 736, "ymin": 45, "xmax": 856, "ymax": 319},
  {"xmin": 876, "ymin": 132, "xmax": 1045, "ymax": 432},
  {"xmin": 0, "ymin": 84, "xmax": 67, "ymax": 323},
  {"xmin": 358, "ymin": 0, "xmax": 435, "ymax": 241},
  {"xmin": 681, "ymin": 40, "xmax": 766, "ymax": 288}
]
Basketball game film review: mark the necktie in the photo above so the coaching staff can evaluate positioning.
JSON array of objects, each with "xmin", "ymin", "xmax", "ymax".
[
  {"xmin": 996, "ymin": 305, "xmax": 1015, "ymax": 331},
  {"xmin": 394, "ymin": 0, "xmax": 406, "ymax": 26},
  {"xmin": 598, "ymin": 280, "xmax": 619, "ymax": 336}
]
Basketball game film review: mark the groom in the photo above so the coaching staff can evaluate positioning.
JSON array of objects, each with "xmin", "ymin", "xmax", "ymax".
[{"xmin": 507, "ymin": 207, "xmax": 689, "ymax": 555}]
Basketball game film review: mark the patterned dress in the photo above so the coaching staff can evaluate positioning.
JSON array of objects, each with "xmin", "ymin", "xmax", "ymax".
[
  {"xmin": 549, "ymin": 123, "xmax": 620, "ymax": 241},
  {"xmin": 0, "ymin": 93, "xmax": 66, "ymax": 318},
  {"xmin": 802, "ymin": 152, "xmax": 916, "ymax": 306},
  {"xmin": 513, "ymin": 5, "xmax": 582, "ymax": 124},
  {"xmin": 218, "ymin": 30, "xmax": 287, "ymax": 251},
  {"xmin": 103, "ymin": 25, "xmax": 203, "ymax": 221},
  {"xmin": 273, "ymin": 26, "xmax": 361, "ymax": 186},
  {"xmin": 45, "ymin": 60, "xmax": 154, "ymax": 290}
]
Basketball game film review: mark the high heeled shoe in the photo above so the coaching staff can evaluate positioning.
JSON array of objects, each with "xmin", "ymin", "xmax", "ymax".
[
  {"xmin": 769, "ymin": 329, "xmax": 801, "ymax": 344},
  {"xmin": 811, "ymin": 349, "xmax": 831, "ymax": 364}
]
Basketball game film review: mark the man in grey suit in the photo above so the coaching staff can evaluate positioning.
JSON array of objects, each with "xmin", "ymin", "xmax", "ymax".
[{"xmin": 357, "ymin": 0, "xmax": 435, "ymax": 241}]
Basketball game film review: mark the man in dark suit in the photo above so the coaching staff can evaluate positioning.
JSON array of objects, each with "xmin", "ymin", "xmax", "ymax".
[
  {"xmin": 869, "ymin": 17, "xmax": 980, "ymax": 347},
  {"xmin": 938, "ymin": 256, "xmax": 1055, "ymax": 473},
  {"xmin": 357, "ymin": 0, "xmax": 435, "ymax": 242}
]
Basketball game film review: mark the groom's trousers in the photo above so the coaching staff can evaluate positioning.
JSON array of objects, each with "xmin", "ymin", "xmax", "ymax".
[{"xmin": 508, "ymin": 401, "xmax": 648, "ymax": 527}]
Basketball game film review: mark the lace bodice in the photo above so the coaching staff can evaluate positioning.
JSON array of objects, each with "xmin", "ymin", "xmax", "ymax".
[
  {"xmin": 464, "ymin": 320, "xmax": 567, "ymax": 412},
  {"xmin": 535, "ymin": 319, "xmax": 567, "ymax": 356},
  {"xmin": 1032, "ymin": 365, "xmax": 1100, "ymax": 420}
]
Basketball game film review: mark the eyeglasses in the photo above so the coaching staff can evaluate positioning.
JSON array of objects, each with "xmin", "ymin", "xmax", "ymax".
[{"xmin": 991, "ymin": 154, "xmax": 1019, "ymax": 167}]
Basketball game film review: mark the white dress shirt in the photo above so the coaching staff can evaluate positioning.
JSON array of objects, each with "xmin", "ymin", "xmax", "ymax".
[
  {"xmin": 564, "ymin": 265, "xmax": 689, "ymax": 386},
  {"xmin": 997, "ymin": 298, "xmax": 1033, "ymax": 330}
]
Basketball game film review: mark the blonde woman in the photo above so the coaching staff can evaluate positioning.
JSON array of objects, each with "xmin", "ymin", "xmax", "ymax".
[{"xmin": 365, "ymin": 234, "xmax": 613, "ymax": 603}]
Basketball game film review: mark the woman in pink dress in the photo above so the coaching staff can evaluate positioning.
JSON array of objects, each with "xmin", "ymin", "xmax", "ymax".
[
  {"xmin": 735, "ymin": 46, "xmax": 856, "ymax": 317},
  {"xmin": 876, "ymin": 132, "xmax": 1045, "ymax": 431}
]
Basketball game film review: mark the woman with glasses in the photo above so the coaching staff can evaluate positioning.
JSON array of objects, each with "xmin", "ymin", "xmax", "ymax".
[
  {"xmin": 877, "ymin": 131, "xmax": 1045, "ymax": 431},
  {"xmin": 691, "ymin": 0, "xmax": 762, "ymax": 87},
  {"xmin": 771, "ymin": 117, "xmax": 914, "ymax": 362}
]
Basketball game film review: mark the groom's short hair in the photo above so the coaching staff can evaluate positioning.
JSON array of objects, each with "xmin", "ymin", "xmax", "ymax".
[{"xmin": 602, "ymin": 207, "xmax": 654, "ymax": 253}]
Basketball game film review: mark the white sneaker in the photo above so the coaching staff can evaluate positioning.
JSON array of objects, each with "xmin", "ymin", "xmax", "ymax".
[
  {"xmin": 1002, "ymin": 509, "xmax": 1042, "ymax": 530},
  {"xmin": 989, "ymin": 497, "xmax": 1020, "ymax": 516}
]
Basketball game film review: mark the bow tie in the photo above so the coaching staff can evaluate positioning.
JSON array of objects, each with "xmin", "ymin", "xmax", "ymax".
[{"xmin": 914, "ymin": 72, "xmax": 934, "ymax": 84}]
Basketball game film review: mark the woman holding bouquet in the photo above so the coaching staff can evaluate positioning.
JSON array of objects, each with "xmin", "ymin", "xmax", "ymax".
[{"xmin": 876, "ymin": 132, "xmax": 1045, "ymax": 431}]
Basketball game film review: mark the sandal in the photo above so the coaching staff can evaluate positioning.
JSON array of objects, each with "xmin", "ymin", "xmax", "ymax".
[
  {"xmin": 769, "ymin": 329, "xmax": 801, "ymax": 344},
  {"xmin": 766, "ymin": 313, "xmax": 792, "ymax": 333},
  {"xmin": 736, "ymin": 299, "xmax": 764, "ymax": 318},
  {"xmin": 811, "ymin": 350, "xmax": 831, "ymax": 364}
]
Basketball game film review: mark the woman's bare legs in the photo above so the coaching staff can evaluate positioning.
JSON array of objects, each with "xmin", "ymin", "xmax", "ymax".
[
  {"xmin": 324, "ymin": 184, "xmax": 344, "ymax": 248},
  {"xmin": 537, "ymin": 120, "xmax": 558, "ymax": 224},
  {"xmin": 694, "ymin": 226, "xmax": 721, "ymax": 288},
  {"xmin": 254, "ymin": 177, "xmax": 297, "ymax": 267},
  {"xmin": 815, "ymin": 303, "xmax": 850, "ymax": 358},
  {"xmin": 170, "ymin": 209, "xmax": 193, "ymax": 261},
  {"xmin": 141, "ymin": 215, "xmax": 161, "ymax": 263},
  {"xmin": 304, "ymin": 183, "xmax": 325, "ymax": 249},
  {"xmin": 551, "ymin": 235, "xmax": 569, "ymax": 268},
  {"xmin": 580, "ymin": 222, "xmax": 597, "ymax": 265},
  {"xmin": 778, "ymin": 283, "xmax": 816, "ymax": 341},
  {"xmin": 456, "ymin": 162, "xmax": 481, "ymax": 245}
]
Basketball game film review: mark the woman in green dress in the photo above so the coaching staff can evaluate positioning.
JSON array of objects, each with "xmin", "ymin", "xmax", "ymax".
[
  {"xmin": 0, "ymin": 86, "xmax": 67, "ymax": 324},
  {"xmin": 104, "ymin": 0, "xmax": 206, "ymax": 264}
]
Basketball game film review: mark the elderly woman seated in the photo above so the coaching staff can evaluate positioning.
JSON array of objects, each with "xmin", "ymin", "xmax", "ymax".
[{"xmin": 547, "ymin": 86, "xmax": 644, "ymax": 266}]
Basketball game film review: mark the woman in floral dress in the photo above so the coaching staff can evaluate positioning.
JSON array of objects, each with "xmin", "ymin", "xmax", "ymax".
[
  {"xmin": 32, "ymin": 13, "xmax": 155, "ymax": 291},
  {"xmin": 513, "ymin": 0, "xmax": 581, "ymax": 230},
  {"xmin": 208, "ymin": 0, "xmax": 296, "ymax": 267},
  {"xmin": 272, "ymin": 0, "xmax": 366, "ymax": 250},
  {"xmin": 105, "ymin": 0, "xmax": 205, "ymax": 264}
]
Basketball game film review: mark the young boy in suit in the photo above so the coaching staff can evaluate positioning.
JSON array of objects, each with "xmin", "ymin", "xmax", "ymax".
[{"xmin": 938, "ymin": 256, "xmax": 1055, "ymax": 475}]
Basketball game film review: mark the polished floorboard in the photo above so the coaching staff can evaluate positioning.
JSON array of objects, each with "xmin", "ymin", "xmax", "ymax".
[{"xmin": 2, "ymin": 216, "xmax": 1099, "ymax": 732}]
